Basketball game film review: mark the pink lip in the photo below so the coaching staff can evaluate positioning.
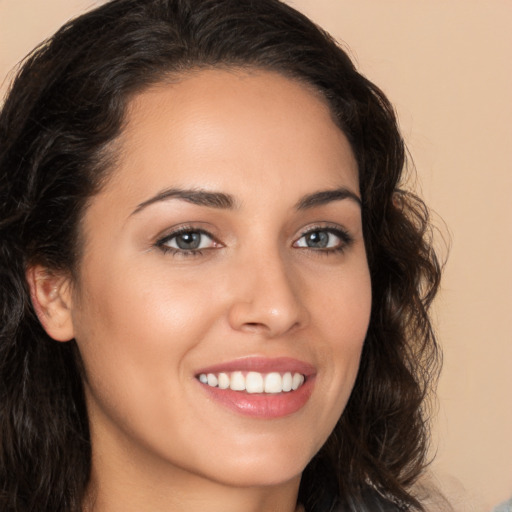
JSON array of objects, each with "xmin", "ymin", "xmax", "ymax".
[
  {"xmin": 196, "ymin": 357, "xmax": 316, "ymax": 419},
  {"xmin": 195, "ymin": 356, "xmax": 316, "ymax": 377}
]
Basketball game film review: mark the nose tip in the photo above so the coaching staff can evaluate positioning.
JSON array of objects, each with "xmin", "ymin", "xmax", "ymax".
[{"xmin": 227, "ymin": 261, "xmax": 308, "ymax": 338}]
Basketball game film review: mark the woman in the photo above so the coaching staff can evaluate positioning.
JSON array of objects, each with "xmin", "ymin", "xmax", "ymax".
[{"xmin": 0, "ymin": 0, "xmax": 441, "ymax": 510}]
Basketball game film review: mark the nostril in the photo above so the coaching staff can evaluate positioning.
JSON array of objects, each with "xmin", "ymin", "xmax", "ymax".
[{"xmin": 241, "ymin": 321, "xmax": 269, "ymax": 333}]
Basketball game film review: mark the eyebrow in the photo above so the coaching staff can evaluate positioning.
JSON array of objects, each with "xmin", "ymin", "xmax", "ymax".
[
  {"xmin": 132, "ymin": 188, "xmax": 236, "ymax": 215},
  {"xmin": 295, "ymin": 187, "xmax": 361, "ymax": 210},
  {"xmin": 131, "ymin": 185, "xmax": 361, "ymax": 215}
]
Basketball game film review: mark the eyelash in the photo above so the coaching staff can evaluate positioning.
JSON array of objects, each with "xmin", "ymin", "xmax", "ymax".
[
  {"xmin": 294, "ymin": 225, "xmax": 354, "ymax": 254},
  {"xmin": 155, "ymin": 227, "xmax": 217, "ymax": 257},
  {"xmin": 155, "ymin": 225, "xmax": 353, "ymax": 257}
]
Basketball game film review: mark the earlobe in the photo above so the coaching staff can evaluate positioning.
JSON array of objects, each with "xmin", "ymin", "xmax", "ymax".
[{"xmin": 26, "ymin": 265, "xmax": 75, "ymax": 342}]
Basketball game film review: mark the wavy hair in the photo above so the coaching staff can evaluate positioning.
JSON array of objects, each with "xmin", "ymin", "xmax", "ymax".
[{"xmin": 0, "ymin": 0, "xmax": 441, "ymax": 510}]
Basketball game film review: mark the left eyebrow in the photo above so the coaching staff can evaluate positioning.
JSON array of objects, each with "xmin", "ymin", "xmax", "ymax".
[
  {"xmin": 295, "ymin": 187, "xmax": 362, "ymax": 210},
  {"xmin": 131, "ymin": 187, "xmax": 237, "ymax": 215}
]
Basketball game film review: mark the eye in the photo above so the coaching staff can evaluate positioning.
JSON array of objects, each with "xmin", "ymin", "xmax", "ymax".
[
  {"xmin": 293, "ymin": 227, "xmax": 352, "ymax": 252},
  {"xmin": 156, "ymin": 228, "xmax": 218, "ymax": 254}
]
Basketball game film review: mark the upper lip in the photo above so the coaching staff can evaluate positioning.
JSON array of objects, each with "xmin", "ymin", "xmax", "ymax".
[{"xmin": 195, "ymin": 356, "xmax": 316, "ymax": 377}]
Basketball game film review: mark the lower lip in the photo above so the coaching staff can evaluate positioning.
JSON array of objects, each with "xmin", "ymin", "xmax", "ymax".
[{"xmin": 198, "ymin": 377, "xmax": 315, "ymax": 418}]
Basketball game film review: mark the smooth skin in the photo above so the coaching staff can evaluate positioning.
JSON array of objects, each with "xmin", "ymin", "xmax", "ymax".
[{"xmin": 29, "ymin": 69, "xmax": 372, "ymax": 512}]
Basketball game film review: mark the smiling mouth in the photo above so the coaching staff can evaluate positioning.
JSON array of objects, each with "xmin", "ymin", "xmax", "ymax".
[
  {"xmin": 195, "ymin": 358, "xmax": 315, "ymax": 418},
  {"xmin": 197, "ymin": 371, "xmax": 306, "ymax": 394}
]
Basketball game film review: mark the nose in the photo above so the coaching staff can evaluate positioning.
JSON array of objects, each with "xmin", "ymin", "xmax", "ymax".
[{"xmin": 226, "ymin": 249, "xmax": 309, "ymax": 338}]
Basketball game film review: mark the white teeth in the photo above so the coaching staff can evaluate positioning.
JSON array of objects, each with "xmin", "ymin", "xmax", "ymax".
[
  {"xmin": 292, "ymin": 373, "xmax": 304, "ymax": 390},
  {"xmin": 206, "ymin": 373, "xmax": 218, "ymax": 387},
  {"xmin": 245, "ymin": 372, "xmax": 264, "ymax": 393},
  {"xmin": 229, "ymin": 371, "xmax": 245, "ymax": 391},
  {"xmin": 264, "ymin": 372, "xmax": 282, "ymax": 393},
  {"xmin": 218, "ymin": 372, "xmax": 230, "ymax": 389},
  {"xmin": 198, "ymin": 371, "xmax": 306, "ymax": 393},
  {"xmin": 282, "ymin": 372, "xmax": 292, "ymax": 392}
]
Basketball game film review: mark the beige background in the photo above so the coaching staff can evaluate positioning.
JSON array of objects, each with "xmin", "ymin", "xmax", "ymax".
[{"xmin": 1, "ymin": 0, "xmax": 511, "ymax": 509}]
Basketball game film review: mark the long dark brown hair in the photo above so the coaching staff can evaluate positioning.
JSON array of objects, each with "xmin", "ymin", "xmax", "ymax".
[{"xmin": 0, "ymin": 0, "xmax": 441, "ymax": 510}]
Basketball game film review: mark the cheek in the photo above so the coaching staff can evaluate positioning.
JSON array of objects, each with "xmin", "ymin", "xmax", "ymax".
[
  {"xmin": 71, "ymin": 263, "xmax": 218, "ymax": 403},
  {"xmin": 75, "ymin": 259, "xmax": 217, "ymax": 346},
  {"xmin": 311, "ymin": 264, "xmax": 371, "ymax": 404},
  {"xmin": 71, "ymin": 265, "xmax": 224, "ymax": 448},
  {"xmin": 315, "ymin": 261, "xmax": 372, "ymax": 343}
]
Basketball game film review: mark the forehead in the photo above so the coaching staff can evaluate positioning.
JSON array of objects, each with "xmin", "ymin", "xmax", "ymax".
[{"xmin": 100, "ymin": 68, "xmax": 358, "ymax": 209}]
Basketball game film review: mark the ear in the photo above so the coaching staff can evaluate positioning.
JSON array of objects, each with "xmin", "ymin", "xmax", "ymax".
[{"xmin": 26, "ymin": 265, "xmax": 75, "ymax": 342}]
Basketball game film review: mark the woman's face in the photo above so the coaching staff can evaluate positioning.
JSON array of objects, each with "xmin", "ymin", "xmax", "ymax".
[{"xmin": 68, "ymin": 69, "xmax": 371, "ymax": 489}]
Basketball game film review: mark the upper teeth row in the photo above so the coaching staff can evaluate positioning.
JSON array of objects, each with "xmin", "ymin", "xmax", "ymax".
[{"xmin": 198, "ymin": 371, "xmax": 305, "ymax": 394}]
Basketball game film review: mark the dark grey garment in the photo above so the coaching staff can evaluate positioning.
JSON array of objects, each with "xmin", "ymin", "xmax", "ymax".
[
  {"xmin": 313, "ymin": 487, "xmax": 409, "ymax": 512},
  {"xmin": 493, "ymin": 498, "xmax": 512, "ymax": 512}
]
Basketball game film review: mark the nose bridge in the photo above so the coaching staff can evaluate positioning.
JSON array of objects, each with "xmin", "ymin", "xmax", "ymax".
[{"xmin": 227, "ymin": 242, "xmax": 307, "ymax": 337}]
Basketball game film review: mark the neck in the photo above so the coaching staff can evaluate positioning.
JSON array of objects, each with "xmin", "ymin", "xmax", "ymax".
[{"xmin": 85, "ymin": 472, "xmax": 302, "ymax": 512}]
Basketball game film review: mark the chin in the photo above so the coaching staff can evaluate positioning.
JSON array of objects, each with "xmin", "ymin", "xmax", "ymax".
[
  {"xmin": 209, "ymin": 461, "xmax": 304, "ymax": 489},
  {"xmin": 195, "ymin": 439, "xmax": 316, "ymax": 488}
]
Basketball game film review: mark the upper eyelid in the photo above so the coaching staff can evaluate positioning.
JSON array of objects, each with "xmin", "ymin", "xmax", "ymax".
[
  {"xmin": 296, "ymin": 224, "xmax": 352, "ymax": 239},
  {"xmin": 155, "ymin": 228, "xmax": 217, "ymax": 251},
  {"xmin": 156, "ymin": 225, "xmax": 217, "ymax": 242},
  {"xmin": 292, "ymin": 226, "xmax": 355, "ymax": 253}
]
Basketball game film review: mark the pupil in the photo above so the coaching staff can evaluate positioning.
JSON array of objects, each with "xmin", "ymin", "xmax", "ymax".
[
  {"xmin": 176, "ymin": 232, "xmax": 201, "ymax": 250},
  {"xmin": 307, "ymin": 231, "xmax": 328, "ymax": 248}
]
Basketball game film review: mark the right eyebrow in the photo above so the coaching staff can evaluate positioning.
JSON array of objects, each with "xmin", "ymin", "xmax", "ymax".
[
  {"xmin": 131, "ymin": 187, "xmax": 237, "ymax": 215},
  {"xmin": 295, "ymin": 187, "xmax": 362, "ymax": 210}
]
